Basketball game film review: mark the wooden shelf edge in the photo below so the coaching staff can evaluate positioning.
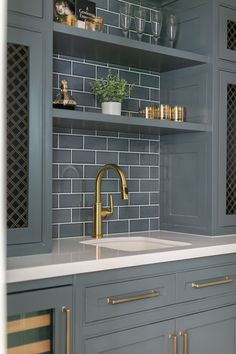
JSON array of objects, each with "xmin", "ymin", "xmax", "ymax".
[{"xmin": 53, "ymin": 109, "xmax": 210, "ymax": 135}]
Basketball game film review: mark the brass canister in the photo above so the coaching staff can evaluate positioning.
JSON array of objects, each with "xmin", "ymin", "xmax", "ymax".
[
  {"xmin": 85, "ymin": 16, "xmax": 104, "ymax": 32},
  {"xmin": 171, "ymin": 106, "xmax": 185, "ymax": 122},
  {"xmin": 157, "ymin": 104, "xmax": 172, "ymax": 120},
  {"xmin": 139, "ymin": 106, "xmax": 158, "ymax": 119}
]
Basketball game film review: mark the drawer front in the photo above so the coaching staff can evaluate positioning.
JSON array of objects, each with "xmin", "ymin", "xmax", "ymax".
[
  {"xmin": 84, "ymin": 274, "xmax": 175, "ymax": 323},
  {"xmin": 176, "ymin": 264, "xmax": 236, "ymax": 302},
  {"xmin": 8, "ymin": 0, "xmax": 43, "ymax": 18}
]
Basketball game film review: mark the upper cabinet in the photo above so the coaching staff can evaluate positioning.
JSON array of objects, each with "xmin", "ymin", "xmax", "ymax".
[
  {"xmin": 219, "ymin": 6, "xmax": 236, "ymax": 63},
  {"xmin": 7, "ymin": 0, "xmax": 53, "ymax": 256}
]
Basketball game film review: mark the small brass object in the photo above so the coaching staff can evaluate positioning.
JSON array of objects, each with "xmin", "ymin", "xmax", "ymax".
[
  {"xmin": 157, "ymin": 104, "xmax": 172, "ymax": 120},
  {"xmin": 139, "ymin": 106, "xmax": 158, "ymax": 119},
  {"xmin": 62, "ymin": 306, "xmax": 71, "ymax": 354},
  {"xmin": 93, "ymin": 164, "xmax": 128, "ymax": 239},
  {"xmin": 53, "ymin": 79, "xmax": 77, "ymax": 110},
  {"xmin": 168, "ymin": 334, "xmax": 177, "ymax": 354},
  {"xmin": 171, "ymin": 105, "xmax": 185, "ymax": 122},
  {"xmin": 107, "ymin": 290, "xmax": 160, "ymax": 305},
  {"xmin": 85, "ymin": 16, "xmax": 104, "ymax": 32},
  {"xmin": 192, "ymin": 276, "xmax": 233, "ymax": 289}
]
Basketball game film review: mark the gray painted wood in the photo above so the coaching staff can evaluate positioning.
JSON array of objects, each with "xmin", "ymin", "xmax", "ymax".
[
  {"xmin": 8, "ymin": 286, "xmax": 73, "ymax": 354},
  {"xmin": 219, "ymin": 6, "xmax": 236, "ymax": 63},
  {"xmin": 8, "ymin": 0, "xmax": 43, "ymax": 18},
  {"xmin": 53, "ymin": 23, "xmax": 208, "ymax": 73},
  {"xmin": 53, "ymin": 109, "xmax": 209, "ymax": 136}
]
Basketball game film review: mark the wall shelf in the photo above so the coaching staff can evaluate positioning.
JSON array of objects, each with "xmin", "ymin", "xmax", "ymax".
[
  {"xmin": 53, "ymin": 109, "xmax": 210, "ymax": 135},
  {"xmin": 53, "ymin": 23, "xmax": 208, "ymax": 73}
]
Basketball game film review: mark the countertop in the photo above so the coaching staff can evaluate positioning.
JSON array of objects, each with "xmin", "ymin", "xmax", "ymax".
[{"xmin": 7, "ymin": 230, "xmax": 236, "ymax": 283}]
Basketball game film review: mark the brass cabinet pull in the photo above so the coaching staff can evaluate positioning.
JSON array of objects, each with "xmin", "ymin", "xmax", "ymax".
[
  {"xmin": 179, "ymin": 331, "xmax": 188, "ymax": 354},
  {"xmin": 107, "ymin": 290, "xmax": 160, "ymax": 305},
  {"xmin": 62, "ymin": 306, "xmax": 71, "ymax": 354},
  {"xmin": 192, "ymin": 276, "xmax": 233, "ymax": 289},
  {"xmin": 169, "ymin": 334, "xmax": 177, "ymax": 354}
]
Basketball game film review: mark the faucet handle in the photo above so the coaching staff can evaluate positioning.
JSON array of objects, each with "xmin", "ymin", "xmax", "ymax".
[{"xmin": 101, "ymin": 194, "xmax": 114, "ymax": 218}]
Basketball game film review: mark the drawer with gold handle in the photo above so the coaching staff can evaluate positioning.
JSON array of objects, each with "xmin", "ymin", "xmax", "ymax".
[
  {"xmin": 107, "ymin": 290, "xmax": 160, "ymax": 305},
  {"xmin": 192, "ymin": 276, "xmax": 233, "ymax": 289}
]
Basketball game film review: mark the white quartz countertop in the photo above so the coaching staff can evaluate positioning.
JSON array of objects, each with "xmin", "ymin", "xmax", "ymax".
[{"xmin": 7, "ymin": 231, "xmax": 236, "ymax": 283}]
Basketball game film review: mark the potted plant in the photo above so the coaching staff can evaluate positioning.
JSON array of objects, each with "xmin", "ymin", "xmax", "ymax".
[{"xmin": 90, "ymin": 71, "xmax": 132, "ymax": 115}]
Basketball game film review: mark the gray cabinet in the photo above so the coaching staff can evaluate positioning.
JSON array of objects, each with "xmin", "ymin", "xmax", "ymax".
[
  {"xmin": 8, "ymin": 0, "xmax": 43, "ymax": 18},
  {"xmin": 7, "ymin": 0, "xmax": 52, "ymax": 256},
  {"xmin": 85, "ymin": 320, "xmax": 175, "ymax": 354},
  {"xmin": 176, "ymin": 305, "xmax": 236, "ymax": 354},
  {"xmin": 218, "ymin": 70, "xmax": 236, "ymax": 226},
  {"xmin": 219, "ymin": 6, "xmax": 236, "ymax": 63},
  {"xmin": 7, "ymin": 286, "xmax": 73, "ymax": 354}
]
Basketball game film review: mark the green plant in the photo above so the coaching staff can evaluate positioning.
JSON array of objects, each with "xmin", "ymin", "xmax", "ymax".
[{"xmin": 90, "ymin": 71, "xmax": 133, "ymax": 103}]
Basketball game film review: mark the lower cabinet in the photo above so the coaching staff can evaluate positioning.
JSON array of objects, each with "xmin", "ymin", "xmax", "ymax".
[
  {"xmin": 85, "ymin": 320, "xmax": 175, "ymax": 354},
  {"xmin": 7, "ymin": 286, "xmax": 72, "ymax": 354}
]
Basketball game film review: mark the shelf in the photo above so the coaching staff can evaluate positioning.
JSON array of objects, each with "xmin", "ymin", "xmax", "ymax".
[
  {"xmin": 53, "ymin": 109, "xmax": 210, "ymax": 135},
  {"xmin": 53, "ymin": 23, "xmax": 208, "ymax": 73}
]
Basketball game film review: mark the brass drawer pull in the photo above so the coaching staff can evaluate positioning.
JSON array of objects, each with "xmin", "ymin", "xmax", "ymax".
[
  {"xmin": 192, "ymin": 276, "xmax": 233, "ymax": 289},
  {"xmin": 107, "ymin": 290, "xmax": 160, "ymax": 305},
  {"xmin": 169, "ymin": 334, "xmax": 177, "ymax": 354},
  {"xmin": 179, "ymin": 332, "xmax": 188, "ymax": 354},
  {"xmin": 62, "ymin": 306, "xmax": 71, "ymax": 354}
]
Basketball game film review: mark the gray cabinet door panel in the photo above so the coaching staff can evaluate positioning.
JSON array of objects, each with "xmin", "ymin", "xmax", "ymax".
[
  {"xmin": 219, "ymin": 6, "xmax": 236, "ymax": 63},
  {"xmin": 8, "ymin": 0, "xmax": 43, "ymax": 18},
  {"xmin": 85, "ymin": 320, "xmax": 175, "ymax": 354},
  {"xmin": 7, "ymin": 27, "xmax": 43, "ymax": 245},
  {"xmin": 176, "ymin": 305, "xmax": 236, "ymax": 354}
]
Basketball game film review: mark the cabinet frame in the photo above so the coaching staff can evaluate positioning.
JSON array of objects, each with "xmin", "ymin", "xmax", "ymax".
[{"xmin": 219, "ymin": 6, "xmax": 236, "ymax": 63}]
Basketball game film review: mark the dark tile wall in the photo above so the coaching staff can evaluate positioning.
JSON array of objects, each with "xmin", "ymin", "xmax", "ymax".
[
  {"xmin": 52, "ymin": 0, "xmax": 161, "ymax": 238},
  {"xmin": 52, "ymin": 127, "xmax": 160, "ymax": 238}
]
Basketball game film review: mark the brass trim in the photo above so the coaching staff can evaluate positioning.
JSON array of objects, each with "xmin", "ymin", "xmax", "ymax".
[
  {"xmin": 192, "ymin": 276, "xmax": 233, "ymax": 289},
  {"xmin": 179, "ymin": 332, "xmax": 188, "ymax": 354},
  {"xmin": 107, "ymin": 290, "xmax": 160, "ymax": 305},
  {"xmin": 62, "ymin": 306, "xmax": 71, "ymax": 354},
  {"xmin": 169, "ymin": 334, "xmax": 177, "ymax": 354}
]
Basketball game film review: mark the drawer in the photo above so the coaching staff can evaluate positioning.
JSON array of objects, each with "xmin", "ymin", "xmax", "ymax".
[
  {"xmin": 176, "ymin": 264, "xmax": 236, "ymax": 302},
  {"xmin": 84, "ymin": 274, "xmax": 175, "ymax": 323},
  {"xmin": 8, "ymin": 0, "xmax": 43, "ymax": 18}
]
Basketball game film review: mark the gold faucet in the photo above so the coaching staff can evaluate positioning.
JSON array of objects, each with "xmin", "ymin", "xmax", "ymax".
[{"xmin": 93, "ymin": 164, "xmax": 128, "ymax": 239}]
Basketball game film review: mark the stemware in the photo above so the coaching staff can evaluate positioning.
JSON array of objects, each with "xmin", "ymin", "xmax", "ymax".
[
  {"xmin": 134, "ymin": 7, "xmax": 146, "ymax": 41},
  {"xmin": 166, "ymin": 14, "xmax": 178, "ymax": 48},
  {"xmin": 151, "ymin": 10, "xmax": 163, "ymax": 45},
  {"xmin": 120, "ymin": 2, "xmax": 132, "ymax": 38}
]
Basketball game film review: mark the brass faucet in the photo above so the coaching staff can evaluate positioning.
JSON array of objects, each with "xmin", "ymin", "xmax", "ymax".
[{"xmin": 93, "ymin": 164, "xmax": 128, "ymax": 239}]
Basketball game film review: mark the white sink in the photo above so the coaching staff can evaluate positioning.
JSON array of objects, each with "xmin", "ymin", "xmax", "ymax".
[{"xmin": 81, "ymin": 237, "xmax": 191, "ymax": 252}]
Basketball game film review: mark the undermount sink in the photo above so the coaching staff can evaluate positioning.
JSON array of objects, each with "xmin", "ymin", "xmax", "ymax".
[{"xmin": 81, "ymin": 237, "xmax": 191, "ymax": 252}]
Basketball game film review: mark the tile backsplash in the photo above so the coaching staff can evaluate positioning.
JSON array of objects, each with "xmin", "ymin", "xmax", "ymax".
[{"xmin": 52, "ymin": 0, "xmax": 161, "ymax": 238}]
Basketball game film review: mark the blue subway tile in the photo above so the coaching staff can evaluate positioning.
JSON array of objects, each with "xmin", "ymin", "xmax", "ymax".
[
  {"xmin": 52, "ymin": 209, "xmax": 71, "ymax": 223},
  {"xmin": 130, "ymin": 166, "xmax": 149, "ymax": 178},
  {"xmin": 53, "ymin": 180, "xmax": 71, "ymax": 193},
  {"xmin": 108, "ymin": 220, "xmax": 129, "ymax": 234},
  {"xmin": 53, "ymin": 149, "xmax": 71, "ymax": 163},
  {"xmin": 72, "ymin": 208, "xmax": 93, "ymax": 222},
  {"xmin": 72, "ymin": 179, "xmax": 95, "ymax": 193},
  {"xmin": 59, "ymin": 165, "xmax": 83, "ymax": 178},
  {"xmin": 73, "ymin": 62, "xmax": 95, "ymax": 78},
  {"xmin": 130, "ymin": 219, "xmax": 149, "ymax": 232},
  {"xmin": 84, "ymin": 136, "xmax": 107, "ymax": 150},
  {"xmin": 59, "ymin": 194, "xmax": 83, "ymax": 208},
  {"xmin": 119, "ymin": 152, "xmax": 139, "ymax": 165},
  {"xmin": 108, "ymin": 138, "xmax": 129, "ymax": 151},
  {"xmin": 59, "ymin": 135, "xmax": 83, "ymax": 149},
  {"xmin": 53, "ymin": 58, "xmax": 71, "ymax": 74},
  {"xmin": 59, "ymin": 74, "xmax": 83, "ymax": 91},
  {"xmin": 97, "ymin": 151, "xmax": 118, "ymax": 164},
  {"xmin": 119, "ymin": 206, "xmax": 139, "ymax": 219},
  {"xmin": 130, "ymin": 192, "xmax": 149, "ymax": 205},
  {"xmin": 72, "ymin": 150, "xmax": 95, "ymax": 163},
  {"xmin": 130, "ymin": 139, "xmax": 150, "ymax": 152},
  {"xmin": 140, "ymin": 205, "xmax": 159, "ymax": 218},
  {"xmin": 60, "ymin": 223, "xmax": 83, "ymax": 237}
]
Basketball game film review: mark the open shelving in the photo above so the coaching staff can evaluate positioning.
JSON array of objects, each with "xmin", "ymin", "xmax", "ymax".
[
  {"xmin": 53, "ymin": 23, "xmax": 208, "ymax": 73},
  {"xmin": 53, "ymin": 109, "xmax": 210, "ymax": 135}
]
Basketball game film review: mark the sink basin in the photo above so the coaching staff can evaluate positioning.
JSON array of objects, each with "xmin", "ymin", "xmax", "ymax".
[{"xmin": 81, "ymin": 237, "xmax": 191, "ymax": 252}]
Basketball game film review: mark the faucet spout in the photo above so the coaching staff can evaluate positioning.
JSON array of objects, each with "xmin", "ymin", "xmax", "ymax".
[{"xmin": 93, "ymin": 164, "xmax": 128, "ymax": 238}]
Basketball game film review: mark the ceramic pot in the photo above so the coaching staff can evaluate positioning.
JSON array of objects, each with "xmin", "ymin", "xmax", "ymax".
[{"xmin": 101, "ymin": 102, "xmax": 121, "ymax": 115}]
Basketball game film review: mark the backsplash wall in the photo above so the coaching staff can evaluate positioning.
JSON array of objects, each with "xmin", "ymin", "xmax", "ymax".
[{"xmin": 52, "ymin": 0, "xmax": 161, "ymax": 238}]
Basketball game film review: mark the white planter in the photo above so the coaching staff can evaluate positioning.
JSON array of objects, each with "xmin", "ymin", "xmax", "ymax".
[{"xmin": 101, "ymin": 102, "xmax": 121, "ymax": 115}]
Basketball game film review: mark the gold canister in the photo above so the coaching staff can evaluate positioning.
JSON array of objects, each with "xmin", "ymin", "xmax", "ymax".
[
  {"xmin": 139, "ymin": 106, "xmax": 158, "ymax": 119},
  {"xmin": 66, "ymin": 14, "xmax": 77, "ymax": 26},
  {"xmin": 85, "ymin": 16, "xmax": 104, "ymax": 32},
  {"xmin": 171, "ymin": 106, "xmax": 185, "ymax": 122},
  {"xmin": 157, "ymin": 104, "xmax": 172, "ymax": 120}
]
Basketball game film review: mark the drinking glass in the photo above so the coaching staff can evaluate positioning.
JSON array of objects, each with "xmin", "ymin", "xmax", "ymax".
[
  {"xmin": 134, "ymin": 7, "xmax": 146, "ymax": 41},
  {"xmin": 120, "ymin": 2, "xmax": 132, "ymax": 38},
  {"xmin": 166, "ymin": 14, "xmax": 178, "ymax": 48},
  {"xmin": 151, "ymin": 10, "xmax": 163, "ymax": 45}
]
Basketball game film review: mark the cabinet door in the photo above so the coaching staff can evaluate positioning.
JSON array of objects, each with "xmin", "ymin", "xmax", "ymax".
[
  {"xmin": 219, "ymin": 6, "xmax": 236, "ymax": 62},
  {"xmin": 7, "ymin": 286, "xmax": 73, "ymax": 354},
  {"xmin": 218, "ymin": 70, "xmax": 236, "ymax": 226},
  {"xmin": 7, "ymin": 26, "xmax": 47, "ymax": 255},
  {"xmin": 85, "ymin": 320, "xmax": 175, "ymax": 354},
  {"xmin": 8, "ymin": 0, "xmax": 43, "ymax": 18},
  {"xmin": 176, "ymin": 305, "xmax": 236, "ymax": 354}
]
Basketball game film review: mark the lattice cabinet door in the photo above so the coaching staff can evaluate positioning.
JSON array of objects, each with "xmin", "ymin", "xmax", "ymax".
[
  {"xmin": 219, "ymin": 6, "xmax": 236, "ymax": 62},
  {"xmin": 218, "ymin": 71, "xmax": 236, "ymax": 226},
  {"xmin": 7, "ymin": 286, "xmax": 73, "ymax": 354},
  {"xmin": 7, "ymin": 26, "xmax": 44, "ymax": 250}
]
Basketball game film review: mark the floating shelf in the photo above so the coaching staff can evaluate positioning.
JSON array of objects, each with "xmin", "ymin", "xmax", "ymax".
[
  {"xmin": 53, "ymin": 23, "xmax": 208, "ymax": 73},
  {"xmin": 53, "ymin": 109, "xmax": 210, "ymax": 136}
]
